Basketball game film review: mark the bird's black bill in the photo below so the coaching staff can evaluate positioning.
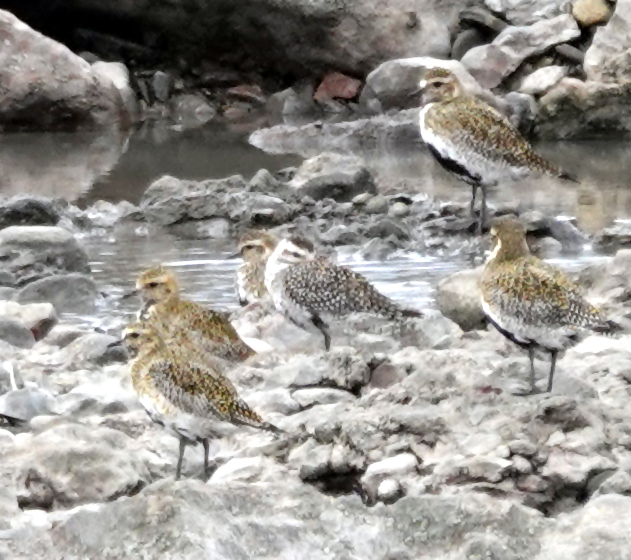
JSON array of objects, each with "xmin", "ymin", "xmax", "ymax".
[
  {"xmin": 107, "ymin": 339, "xmax": 124, "ymax": 349},
  {"xmin": 408, "ymin": 86, "xmax": 422, "ymax": 98},
  {"xmin": 120, "ymin": 289, "xmax": 139, "ymax": 301},
  {"xmin": 226, "ymin": 252, "xmax": 241, "ymax": 259}
]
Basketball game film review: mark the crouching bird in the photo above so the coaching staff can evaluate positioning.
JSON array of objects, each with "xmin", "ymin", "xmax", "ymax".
[{"xmin": 481, "ymin": 215, "xmax": 620, "ymax": 393}]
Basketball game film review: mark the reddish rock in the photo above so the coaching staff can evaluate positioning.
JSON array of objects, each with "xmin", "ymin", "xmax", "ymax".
[{"xmin": 314, "ymin": 73, "xmax": 362, "ymax": 102}]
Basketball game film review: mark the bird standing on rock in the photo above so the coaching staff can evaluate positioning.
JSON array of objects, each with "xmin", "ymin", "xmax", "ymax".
[
  {"xmin": 134, "ymin": 266, "xmax": 255, "ymax": 364},
  {"xmin": 481, "ymin": 216, "xmax": 620, "ymax": 394},
  {"xmin": 236, "ymin": 230, "xmax": 278, "ymax": 307},
  {"xmin": 122, "ymin": 321, "xmax": 281, "ymax": 480},
  {"xmin": 264, "ymin": 236, "xmax": 422, "ymax": 350},
  {"xmin": 416, "ymin": 67, "xmax": 576, "ymax": 233}
]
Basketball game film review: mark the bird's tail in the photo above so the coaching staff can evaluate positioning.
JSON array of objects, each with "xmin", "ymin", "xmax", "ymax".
[
  {"xmin": 559, "ymin": 170, "xmax": 579, "ymax": 184},
  {"xmin": 593, "ymin": 319, "xmax": 624, "ymax": 336}
]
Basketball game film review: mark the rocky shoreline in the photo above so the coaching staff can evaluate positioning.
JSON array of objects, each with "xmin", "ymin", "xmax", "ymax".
[{"xmin": 1, "ymin": 162, "xmax": 631, "ymax": 556}]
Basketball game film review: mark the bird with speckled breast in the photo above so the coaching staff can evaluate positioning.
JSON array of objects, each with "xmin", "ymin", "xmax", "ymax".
[
  {"xmin": 122, "ymin": 321, "xmax": 281, "ymax": 479},
  {"xmin": 133, "ymin": 266, "xmax": 255, "ymax": 364},
  {"xmin": 264, "ymin": 235, "xmax": 422, "ymax": 350},
  {"xmin": 416, "ymin": 68, "xmax": 576, "ymax": 234},
  {"xmin": 481, "ymin": 215, "xmax": 620, "ymax": 394},
  {"xmin": 236, "ymin": 230, "xmax": 278, "ymax": 307}
]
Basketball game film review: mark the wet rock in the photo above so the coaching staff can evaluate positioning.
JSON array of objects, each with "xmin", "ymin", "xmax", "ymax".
[
  {"xmin": 364, "ymin": 195, "xmax": 389, "ymax": 215},
  {"xmin": 3, "ymin": 423, "xmax": 149, "ymax": 509},
  {"xmin": 92, "ymin": 61, "xmax": 138, "ymax": 122},
  {"xmin": 14, "ymin": 273, "xmax": 98, "ymax": 314},
  {"xmin": 142, "ymin": 175, "xmax": 289, "ymax": 227},
  {"xmin": 519, "ymin": 65, "xmax": 567, "ymax": 96},
  {"xmin": 596, "ymin": 221, "xmax": 631, "ymax": 250},
  {"xmin": 0, "ymin": 301, "xmax": 57, "ymax": 341},
  {"xmin": 170, "ymin": 94, "xmax": 216, "ymax": 129},
  {"xmin": 483, "ymin": 0, "xmax": 568, "ymax": 25},
  {"xmin": 462, "ymin": 15, "xmax": 580, "ymax": 88},
  {"xmin": 0, "ymin": 10, "xmax": 133, "ymax": 130},
  {"xmin": 360, "ymin": 57, "xmax": 486, "ymax": 111},
  {"xmin": 0, "ymin": 226, "xmax": 90, "ymax": 283},
  {"xmin": 435, "ymin": 267, "xmax": 485, "ymax": 331},
  {"xmin": 0, "ymin": 197, "xmax": 61, "ymax": 229},
  {"xmin": 0, "ymin": 318, "xmax": 35, "ymax": 349},
  {"xmin": 250, "ymin": 108, "xmax": 419, "ymax": 156},
  {"xmin": 585, "ymin": 0, "xmax": 631, "ymax": 82},
  {"xmin": 84, "ymin": 200, "xmax": 139, "ymax": 228},
  {"xmin": 287, "ymin": 153, "xmax": 377, "ymax": 202},
  {"xmin": 314, "ymin": 73, "xmax": 362, "ymax": 103},
  {"xmin": 365, "ymin": 218, "xmax": 409, "ymax": 240},
  {"xmin": 152, "ymin": 71, "xmax": 171, "ymax": 103},
  {"xmin": 573, "ymin": 0, "xmax": 613, "ymax": 28}
]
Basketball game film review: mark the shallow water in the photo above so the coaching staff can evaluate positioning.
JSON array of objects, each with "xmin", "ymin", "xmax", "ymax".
[{"xmin": 0, "ymin": 123, "xmax": 627, "ymax": 326}]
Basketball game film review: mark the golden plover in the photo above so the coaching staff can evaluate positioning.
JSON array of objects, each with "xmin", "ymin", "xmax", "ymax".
[
  {"xmin": 481, "ymin": 216, "xmax": 619, "ymax": 393},
  {"xmin": 122, "ymin": 321, "xmax": 281, "ymax": 479},
  {"xmin": 416, "ymin": 68, "xmax": 576, "ymax": 233},
  {"xmin": 135, "ymin": 266, "xmax": 255, "ymax": 363},
  {"xmin": 236, "ymin": 230, "xmax": 278, "ymax": 306},
  {"xmin": 264, "ymin": 236, "xmax": 422, "ymax": 350}
]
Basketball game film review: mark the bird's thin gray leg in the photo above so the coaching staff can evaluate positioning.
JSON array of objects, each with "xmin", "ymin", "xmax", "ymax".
[
  {"xmin": 311, "ymin": 315, "xmax": 331, "ymax": 351},
  {"xmin": 203, "ymin": 439, "xmax": 210, "ymax": 476},
  {"xmin": 547, "ymin": 350, "xmax": 558, "ymax": 393},
  {"xmin": 175, "ymin": 438, "xmax": 187, "ymax": 480},
  {"xmin": 478, "ymin": 185, "xmax": 487, "ymax": 235},
  {"xmin": 470, "ymin": 184, "xmax": 478, "ymax": 217},
  {"xmin": 528, "ymin": 347, "xmax": 537, "ymax": 394}
]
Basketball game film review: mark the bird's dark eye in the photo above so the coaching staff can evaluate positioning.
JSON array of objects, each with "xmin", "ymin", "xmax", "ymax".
[
  {"xmin": 290, "ymin": 252, "xmax": 302, "ymax": 258},
  {"xmin": 127, "ymin": 332, "xmax": 140, "ymax": 339},
  {"xmin": 147, "ymin": 282, "xmax": 159, "ymax": 288},
  {"xmin": 432, "ymin": 82, "xmax": 441, "ymax": 88}
]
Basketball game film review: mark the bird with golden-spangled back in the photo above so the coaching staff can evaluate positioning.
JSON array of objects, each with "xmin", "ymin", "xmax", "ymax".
[
  {"xmin": 236, "ymin": 230, "xmax": 278, "ymax": 307},
  {"xmin": 415, "ymin": 68, "xmax": 577, "ymax": 234},
  {"xmin": 481, "ymin": 215, "xmax": 621, "ymax": 394},
  {"xmin": 121, "ymin": 320, "xmax": 281, "ymax": 480},
  {"xmin": 133, "ymin": 265, "xmax": 255, "ymax": 364}
]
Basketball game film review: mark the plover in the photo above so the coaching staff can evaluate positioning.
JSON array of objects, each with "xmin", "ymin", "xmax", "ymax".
[
  {"xmin": 416, "ymin": 68, "xmax": 576, "ymax": 233},
  {"xmin": 236, "ymin": 230, "xmax": 278, "ymax": 306},
  {"xmin": 481, "ymin": 215, "xmax": 619, "ymax": 393},
  {"xmin": 122, "ymin": 321, "xmax": 281, "ymax": 479},
  {"xmin": 134, "ymin": 266, "xmax": 255, "ymax": 363},
  {"xmin": 264, "ymin": 236, "xmax": 422, "ymax": 350}
]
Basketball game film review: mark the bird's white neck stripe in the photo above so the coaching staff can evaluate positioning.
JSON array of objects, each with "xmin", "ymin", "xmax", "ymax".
[{"xmin": 486, "ymin": 239, "xmax": 502, "ymax": 263}]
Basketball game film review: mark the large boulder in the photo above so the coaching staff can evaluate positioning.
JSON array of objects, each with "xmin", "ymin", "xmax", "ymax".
[
  {"xmin": 461, "ymin": 14, "xmax": 580, "ymax": 89},
  {"xmin": 0, "ymin": 226, "xmax": 90, "ymax": 284},
  {"xmin": 4, "ymin": 1, "xmax": 461, "ymax": 79},
  {"xmin": 435, "ymin": 267, "xmax": 486, "ymax": 331},
  {"xmin": 0, "ymin": 9, "xmax": 134, "ymax": 130},
  {"xmin": 13, "ymin": 273, "xmax": 98, "ymax": 314},
  {"xmin": 584, "ymin": 0, "xmax": 631, "ymax": 82}
]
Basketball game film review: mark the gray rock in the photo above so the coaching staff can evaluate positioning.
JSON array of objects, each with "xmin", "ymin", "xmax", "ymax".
[
  {"xmin": 1, "ymin": 479, "xmax": 551, "ymax": 559},
  {"xmin": 3, "ymin": 423, "xmax": 149, "ymax": 509},
  {"xmin": 0, "ymin": 318, "xmax": 35, "ymax": 349},
  {"xmin": 483, "ymin": 0, "xmax": 568, "ymax": 25},
  {"xmin": 364, "ymin": 194, "xmax": 389, "ymax": 214},
  {"xmin": 209, "ymin": 456, "xmax": 287, "ymax": 484},
  {"xmin": 287, "ymin": 153, "xmax": 377, "ymax": 202},
  {"xmin": 170, "ymin": 93, "xmax": 216, "ymax": 130},
  {"xmin": 63, "ymin": 333, "xmax": 128, "ymax": 367},
  {"xmin": 435, "ymin": 267, "xmax": 485, "ymax": 331},
  {"xmin": 389, "ymin": 201, "xmax": 411, "ymax": 218},
  {"xmin": 597, "ymin": 221, "xmax": 631, "ymax": 251},
  {"xmin": 0, "ymin": 10, "xmax": 133, "ymax": 130},
  {"xmin": 451, "ymin": 28, "xmax": 487, "ymax": 61},
  {"xmin": 0, "ymin": 226, "xmax": 90, "ymax": 282},
  {"xmin": 0, "ymin": 386, "xmax": 56, "ymax": 421},
  {"xmin": 365, "ymin": 218, "xmax": 410, "ymax": 240},
  {"xmin": 584, "ymin": 0, "xmax": 631, "ymax": 82},
  {"xmin": 519, "ymin": 65, "xmax": 567, "ymax": 96},
  {"xmin": 361, "ymin": 57, "xmax": 486, "ymax": 111},
  {"xmin": 462, "ymin": 15, "xmax": 580, "ymax": 88},
  {"xmin": 291, "ymin": 388, "xmax": 356, "ymax": 407},
  {"xmin": 0, "ymin": 301, "xmax": 58, "ymax": 341},
  {"xmin": 14, "ymin": 273, "xmax": 98, "ymax": 314},
  {"xmin": 0, "ymin": 197, "xmax": 60, "ymax": 229},
  {"xmin": 152, "ymin": 70, "xmax": 171, "ymax": 103}
]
